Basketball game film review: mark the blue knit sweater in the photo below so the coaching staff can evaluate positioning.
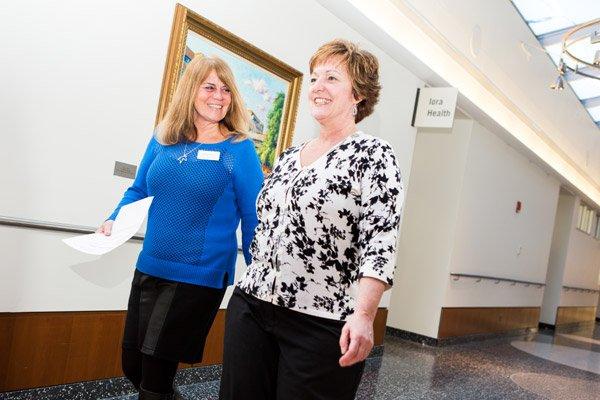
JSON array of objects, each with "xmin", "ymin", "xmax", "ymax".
[{"xmin": 108, "ymin": 135, "xmax": 263, "ymax": 288}]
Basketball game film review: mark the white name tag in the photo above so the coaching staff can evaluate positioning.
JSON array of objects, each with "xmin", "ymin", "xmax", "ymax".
[{"xmin": 197, "ymin": 150, "xmax": 220, "ymax": 161}]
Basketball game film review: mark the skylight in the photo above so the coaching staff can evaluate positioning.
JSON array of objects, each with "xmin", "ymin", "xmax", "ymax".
[{"xmin": 512, "ymin": 0, "xmax": 600, "ymax": 128}]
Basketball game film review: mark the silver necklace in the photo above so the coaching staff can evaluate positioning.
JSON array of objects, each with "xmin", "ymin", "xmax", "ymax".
[{"xmin": 177, "ymin": 142, "xmax": 202, "ymax": 164}]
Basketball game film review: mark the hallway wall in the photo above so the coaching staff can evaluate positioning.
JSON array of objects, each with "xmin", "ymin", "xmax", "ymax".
[
  {"xmin": 387, "ymin": 119, "xmax": 473, "ymax": 338},
  {"xmin": 555, "ymin": 197, "xmax": 600, "ymax": 323},
  {"xmin": 0, "ymin": 0, "xmax": 422, "ymax": 313},
  {"xmin": 0, "ymin": 0, "xmax": 423, "ymax": 390},
  {"xmin": 540, "ymin": 191, "xmax": 600, "ymax": 325},
  {"xmin": 562, "ymin": 209, "xmax": 600, "ymax": 296},
  {"xmin": 388, "ymin": 117, "xmax": 561, "ymax": 338},
  {"xmin": 540, "ymin": 192, "xmax": 576, "ymax": 325},
  {"xmin": 444, "ymin": 118, "xmax": 560, "ymax": 308}
]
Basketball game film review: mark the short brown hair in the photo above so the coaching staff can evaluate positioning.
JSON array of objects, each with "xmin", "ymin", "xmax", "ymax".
[{"xmin": 309, "ymin": 39, "xmax": 381, "ymax": 123}]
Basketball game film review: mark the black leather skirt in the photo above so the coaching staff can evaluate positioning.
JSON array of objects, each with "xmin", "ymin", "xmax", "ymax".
[{"xmin": 122, "ymin": 269, "xmax": 226, "ymax": 364}]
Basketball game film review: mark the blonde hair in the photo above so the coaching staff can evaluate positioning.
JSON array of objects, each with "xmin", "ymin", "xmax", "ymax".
[
  {"xmin": 157, "ymin": 55, "xmax": 249, "ymax": 144},
  {"xmin": 309, "ymin": 39, "xmax": 381, "ymax": 123}
]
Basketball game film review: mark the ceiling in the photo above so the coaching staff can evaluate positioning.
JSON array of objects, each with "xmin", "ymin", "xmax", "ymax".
[
  {"xmin": 319, "ymin": 0, "xmax": 600, "ymax": 207},
  {"xmin": 511, "ymin": 0, "xmax": 600, "ymax": 128},
  {"xmin": 395, "ymin": 0, "xmax": 600, "ymax": 185}
]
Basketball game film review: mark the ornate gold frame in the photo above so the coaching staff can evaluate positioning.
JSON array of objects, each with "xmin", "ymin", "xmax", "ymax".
[{"xmin": 156, "ymin": 4, "xmax": 302, "ymax": 155}]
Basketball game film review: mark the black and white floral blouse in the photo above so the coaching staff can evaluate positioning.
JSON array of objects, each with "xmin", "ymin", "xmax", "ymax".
[{"xmin": 238, "ymin": 131, "xmax": 404, "ymax": 320}]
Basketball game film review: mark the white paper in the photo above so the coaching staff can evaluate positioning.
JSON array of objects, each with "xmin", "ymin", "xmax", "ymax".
[{"xmin": 63, "ymin": 197, "xmax": 153, "ymax": 255}]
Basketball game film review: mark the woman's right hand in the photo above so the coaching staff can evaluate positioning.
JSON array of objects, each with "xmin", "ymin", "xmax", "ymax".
[{"xmin": 96, "ymin": 220, "xmax": 114, "ymax": 236}]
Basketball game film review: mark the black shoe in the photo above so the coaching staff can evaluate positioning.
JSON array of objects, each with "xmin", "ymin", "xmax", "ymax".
[
  {"xmin": 138, "ymin": 386, "xmax": 174, "ymax": 400},
  {"xmin": 173, "ymin": 387, "xmax": 185, "ymax": 400}
]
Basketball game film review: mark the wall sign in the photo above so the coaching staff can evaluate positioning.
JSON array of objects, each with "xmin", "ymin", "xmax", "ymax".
[
  {"xmin": 411, "ymin": 87, "xmax": 458, "ymax": 128},
  {"xmin": 113, "ymin": 161, "xmax": 137, "ymax": 180}
]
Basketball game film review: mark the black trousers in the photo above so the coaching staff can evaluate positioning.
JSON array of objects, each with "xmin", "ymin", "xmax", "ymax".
[{"xmin": 219, "ymin": 288, "xmax": 364, "ymax": 400}]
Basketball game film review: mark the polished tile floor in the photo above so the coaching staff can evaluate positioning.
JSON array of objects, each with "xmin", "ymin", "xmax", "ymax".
[
  {"xmin": 356, "ymin": 323, "xmax": 599, "ymax": 399},
  {"xmin": 2, "ymin": 322, "xmax": 598, "ymax": 400}
]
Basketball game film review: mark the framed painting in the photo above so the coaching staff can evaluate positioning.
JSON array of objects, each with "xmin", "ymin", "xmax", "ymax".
[{"xmin": 156, "ymin": 4, "xmax": 303, "ymax": 174}]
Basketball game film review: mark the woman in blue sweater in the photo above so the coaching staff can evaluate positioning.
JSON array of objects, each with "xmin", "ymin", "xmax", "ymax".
[{"xmin": 97, "ymin": 56, "xmax": 263, "ymax": 400}]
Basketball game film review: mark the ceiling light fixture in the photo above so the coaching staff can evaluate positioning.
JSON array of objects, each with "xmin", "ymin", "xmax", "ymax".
[
  {"xmin": 558, "ymin": 59, "xmax": 565, "ymax": 74},
  {"xmin": 559, "ymin": 18, "xmax": 600, "ymax": 80},
  {"xmin": 549, "ymin": 18, "xmax": 600, "ymax": 91},
  {"xmin": 550, "ymin": 75, "xmax": 564, "ymax": 90},
  {"xmin": 550, "ymin": 59, "xmax": 565, "ymax": 90}
]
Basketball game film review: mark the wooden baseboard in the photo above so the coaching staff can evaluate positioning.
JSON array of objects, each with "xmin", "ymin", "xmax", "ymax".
[
  {"xmin": 373, "ymin": 308, "xmax": 387, "ymax": 347},
  {"xmin": 438, "ymin": 307, "xmax": 540, "ymax": 338},
  {"xmin": 0, "ymin": 310, "xmax": 222, "ymax": 392},
  {"xmin": 0, "ymin": 308, "xmax": 387, "ymax": 391},
  {"xmin": 556, "ymin": 306, "xmax": 597, "ymax": 326}
]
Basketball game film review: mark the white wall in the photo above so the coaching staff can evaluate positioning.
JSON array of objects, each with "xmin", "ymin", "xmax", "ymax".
[
  {"xmin": 540, "ymin": 192, "xmax": 600, "ymax": 324},
  {"xmin": 0, "ymin": 225, "xmax": 248, "ymax": 312},
  {"xmin": 0, "ymin": 226, "xmax": 139, "ymax": 311},
  {"xmin": 540, "ymin": 192, "xmax": 576, "ymax": 324},
  {"xmin": 387, "ymin": 119, "xmax": 473, "ymax": 338},
  {"xmin": 0, "ymin": 0, "xmax": 421, "ymax": 312},
  {"xmin": 388, "ymin": 117, "xmax": 561, "ymax": 338},
  {"xmin": 444, "ymin": 120, "xmax": 560, "ymax": 307},
  {"xmin": 445, "ymin": 278, "xmax": 544, "ymax": 308},
  {"xmin": 563, "ymin": 216, "xmax": 600, "ymax": 290},
  {"xmin": 559, "ymin": 291, "xmax": 599, "ymax": 308},
  {"xmin": 558, "ymin": 196, "xmax": 600, "ymax": 309}
]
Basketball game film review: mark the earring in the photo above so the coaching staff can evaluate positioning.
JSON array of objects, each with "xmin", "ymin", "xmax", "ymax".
[{"xmin": 352, "ymin": 104, "xmax": 358, "ymax": 116}]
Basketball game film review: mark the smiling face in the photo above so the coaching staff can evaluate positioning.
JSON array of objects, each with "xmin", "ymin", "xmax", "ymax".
[
  {"xmin": 309, "ymin": 56, "xmax": 359, "ymax": 126},
  {"xmin": 194, "ymin": 70, "xmax": 232, "ymax": 125}
]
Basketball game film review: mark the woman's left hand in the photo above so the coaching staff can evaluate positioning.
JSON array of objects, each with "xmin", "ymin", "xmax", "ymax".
[{"xmin": 338, "ymin": 311, "xmax": 374, "ymax": 367}]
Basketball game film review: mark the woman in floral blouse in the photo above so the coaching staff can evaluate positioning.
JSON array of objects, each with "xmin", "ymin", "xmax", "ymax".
[{"xmin": 219, "ymin": 39, "xmax": 404, "ymax": 400}]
